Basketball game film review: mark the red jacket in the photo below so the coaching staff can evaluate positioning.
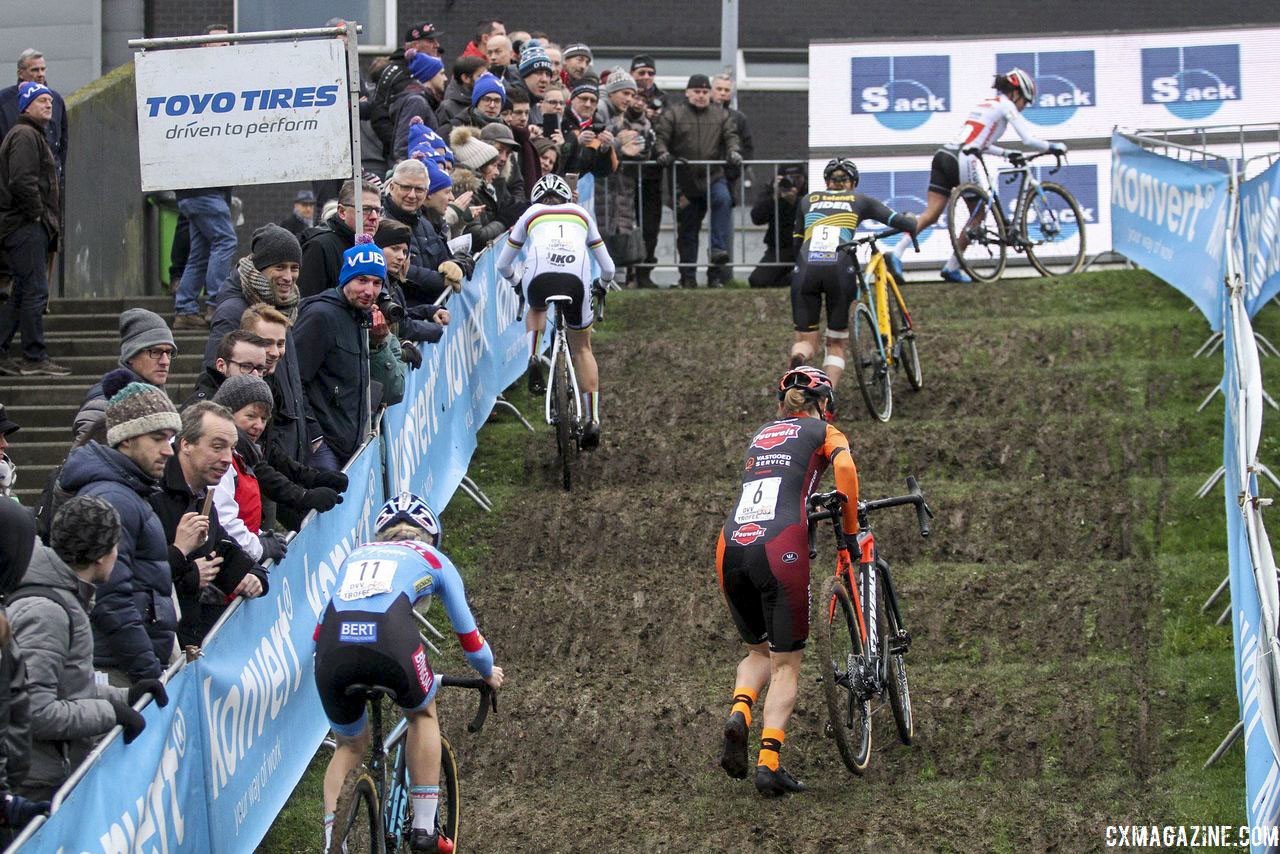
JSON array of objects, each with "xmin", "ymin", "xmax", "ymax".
[
  {"xmin": 231, "ymin": 452, "xmax": 262, "ymax": 533},
  {"xmin": 461, "ymin": 41, "xmax": 486, "ymax": 60}
]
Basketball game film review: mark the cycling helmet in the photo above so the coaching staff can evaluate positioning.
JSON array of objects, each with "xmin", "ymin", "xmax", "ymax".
[
  {"xmin": 531, "ymin": 173, "xmax": 572, "ymax": 205},
  {"xmin": 375, "ymin": 492, "xmax": 442, "ymax": 546},
  {"xmin": 1003, "ymin": 68, "xmax": 1036, "ymax": 104},
  {"xmin": 822, "ymin": 157, "xmax": 859, "ymax": 187},
  {"xmin": 778, "ymin": 366, "xmax": 835, "ymax": 403}
]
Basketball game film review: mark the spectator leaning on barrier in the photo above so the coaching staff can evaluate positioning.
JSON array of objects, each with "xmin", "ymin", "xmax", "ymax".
[
  {"xmin": 0, "ymin": 499, "xmax": 41, "ymax": 841},
  {"xmin": 184, "ymin": 329, "xmax": 269, "ymax": 408},
  {"xmin": 383, "ymin": 159, "xmax": 458, "ymax": 306},
  {"xmin": 299, "ymin": 179, "xmax": 383, "ymax": 298},
  {"xmin": 0, "ymin": 82, "xmax": 67, "ymax": 377},
  {"xmin": 436, "ymin": 56, "xmax": 487, "ymax": 131},
  {"xmin": 749, "ymin": 164, "xmax": 806, "ymax": 288},
  {"xmin": 709, "ymin": 73, "xmax": 754, "ymax": 286},
  {"xmin": 280, "ymin": 190, "xmax": 315, "ymax": 239},
  {"xmin": 629, "ymin": 55, "xmax": 665, "ymax": 288},
  {"xmin": 655, "ymin": 74, "xmax": 741, "ymax": 288},
  {"xmin": 73, "ymin": 309, "xmax": 176, "ymax": 443},
  {"xmin": 295, "ymin": 238, "xmax": 382, "ymax": 471},
  {"xmin": 9, "ymin": 495, "xmax": 172, "ymax": 800},
  {"xmin": 58, "ymin": 383, "xmax": 182, "ymax": 686},
  {"xmin": 603, "ymin": 70, "xmax": 653, "ymax": 285},
  {"xmin": 210, "ymin": 377, "xmax": 290, "ymax": 562}
]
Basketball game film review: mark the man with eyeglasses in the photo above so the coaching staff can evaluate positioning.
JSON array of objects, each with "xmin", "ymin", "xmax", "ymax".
[
  {"xmin": 384, "ymin": 160, "xmax": 463, "ymax": 306},
  {"xmin": 182, "ymin": 329, "xmax": 270, "ymax": 408},
  {"xmin": 73, "ymin": 309, "xmax": 178, "ymax": 444},
  {"xmin": 299, "ymin": 178, "xmax": 384, "ymax": 297}
]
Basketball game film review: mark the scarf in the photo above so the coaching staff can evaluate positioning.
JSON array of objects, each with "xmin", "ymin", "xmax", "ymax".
[{"xmin": 237, "ymin": 255, "xmax": 299, "ymax": 323}]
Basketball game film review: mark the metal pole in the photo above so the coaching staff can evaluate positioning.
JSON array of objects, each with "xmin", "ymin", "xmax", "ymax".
[
  {"xmin": 1204, "ymin": 719, "xmax": 1243, "ymax": 768},
  {"xmin": 1201, "ymin": 574, "xmax": 1231, "ymax": 613},
  {"xmin": 343, "ymin": 20, "xmax": 373, "ymax": 443},
  {"xmin": 720, "ymin": 0, "xmax": 738, "ymax": 106}
]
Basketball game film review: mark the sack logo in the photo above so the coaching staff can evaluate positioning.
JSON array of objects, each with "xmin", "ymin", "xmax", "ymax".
[
  {"xmin": 851, "ymin": 55, "xmax": 950, "ymax": 131},
  {"xmin": 1142, "ymin": 44, "xmax": 1241, "ymax": 121},
  {"xmin": 995, "ymin": 50, "xmax": 1096, "ymax": 126}
]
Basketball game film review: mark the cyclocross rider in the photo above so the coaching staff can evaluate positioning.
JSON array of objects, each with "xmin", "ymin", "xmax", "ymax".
[
  {"xmin": 315, "ymin": 493, "xmax": 504, "ymax": 854},
  {"xmin": 884, "ymin": 68, "xmax": 1067, "ymax": 283},
  {"xmin": 715, "ymin": 366, "xmax": 860, "ymax": 796},
  {"xmin": 497, "ymin": 173, "xmax": 615, "ymax": 449},
  {"xmin": 790, "ymin": 157, "xmax": 915, "ymax": 413}
]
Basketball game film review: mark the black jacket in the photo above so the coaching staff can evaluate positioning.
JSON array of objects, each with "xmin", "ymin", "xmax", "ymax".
[
  {"xmin": 435, "ymin": 80, "xmax": 472, "ymax": 133},
  {"xmin": 751, "ymin": 185, "xmax": 802, "ymax": 263},
  {"xmin": 298, "ymin": 214, "xmax": 355, "ymax": 298},
  {"xmin": 294, "ymin": 289, "xmax": 371, "ymax": 461},
  {"xmin": 0, "ymin": 114, "xmax": 60, "ymax": 240},
  {"xmin": 384, "ymin": 197, "xmax": 449, "ymax": 306},
  {"xmin": 390, "ymin": 86, "xmax": 440, "ymax": 162},
  {"xmin": 181, "ymin": 365, "xmax": 224, "ymax": 408},
  {"xmin": 279, "ymin": 211, "xmax": 311, "ymax": 239},
  {"xmin": 0, "ymin": 85, "xmax": 67, "ymax": 175}
]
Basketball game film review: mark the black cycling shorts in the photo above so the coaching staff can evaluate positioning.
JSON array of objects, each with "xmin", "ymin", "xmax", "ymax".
[
  {"xmin": 716, "ymin": 523, "xmax": 811, "ymax": 653},
  {"xmin": 527, "ymin": 271, "xmax": 592, "ymax": 330},
  {"xmin": 928, "ymin": 147, "xmax": 960, "ymax": 195},
  {"xmin": 791, "ymin": 251, "xmax": 858, "ymax": 334},
  {"xmin": 314, "ymin": 595, "xmax": 436, "ymax": 736}
]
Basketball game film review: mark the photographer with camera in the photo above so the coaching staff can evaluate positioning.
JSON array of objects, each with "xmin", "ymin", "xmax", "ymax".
[
  {"xmin": 559, "ymin": 78, "xmax": 616, "ymax": 181},
  {"xmin": 748, "ymin": 165, "xmax": 806, "ymax": 288},
  {"xmin": 602, "ymin": 69, "xmax": 654, "ymax": 286}
]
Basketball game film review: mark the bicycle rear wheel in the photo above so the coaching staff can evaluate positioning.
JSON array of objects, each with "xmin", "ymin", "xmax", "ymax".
[
  {"xmin": 890, "ymin": 287, "xmax": 922, "ymax": 391},
  {"xmin": 816, "ymin": 575, "xmax": 872, "ymax": 774},
  {"xmin": 878, "ymin": 565, "xmax": 914, "ymax": 745},
  {"xmin": 850, "ymin": 302, "xmax": 891, "ymax": 422},
  {"xmin": 394, "ymin": 737, "xmax": 460, "ymax": 853},
  {"xmin": 1020, "ymin": 182, "xmax": 1086, "ymax": 277},
  {"xmin": 946, "ymin": 183, "xmax": 1007, "ymax": 282},
  {"xmin": 551, "ymin": 348, "xmax": 573, "ymax": 491},
  {"xmin": 333, "ymin": 767, "xmax": 383, "ymax": 854}
]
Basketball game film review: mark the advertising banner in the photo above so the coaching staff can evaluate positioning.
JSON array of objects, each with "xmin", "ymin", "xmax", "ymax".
[
  {"xmin": 1238, "ymin": 158, "xmax": 1280, "ymax": 316},
  {"xmin": 1110, "ymin": 131, "xmax": 1229, "ymax": 329},
  {"xmin": 134, "ymin": 38, "xmax": 351, "ymax": 191}
]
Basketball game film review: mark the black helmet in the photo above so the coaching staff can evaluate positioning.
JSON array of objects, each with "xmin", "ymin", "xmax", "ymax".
[{"xmin": 823, "ymin": 157, "xmax": 859, "ymax": 187}]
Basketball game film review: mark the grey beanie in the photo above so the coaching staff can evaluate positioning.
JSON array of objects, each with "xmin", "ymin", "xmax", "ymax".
[
  {"xmin": 251, "ymin": 223, "xmax": 302, "ymax": 271},
  {"xmin": 119, "ymin": 308, "xmax": 177, "ymax": 365},
  {"xmin": 213, "ymin": 374, "xmax": 274, "ymax": 417},
  {"xmin": 604, "ymin": 67, "xmax": 636, "ymax": 95}
]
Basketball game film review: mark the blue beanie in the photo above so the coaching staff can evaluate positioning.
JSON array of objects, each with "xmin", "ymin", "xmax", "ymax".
[
  {"xmin": 18, "ymin": 82, "xmax": 52, "ymax": 114},
  {"xmin": 405, "ymin": 48, "xmax": 445, "ymax": 85},
  {"xmin": 470, "ymin": 73, "xmax": 505, "ymax": 107},
  {"xmin": 426, "ymin": 161, "xmax": 452, "ymax": 195},
  {"xmin": 338, "ymin": 235, "xmax": 387, "ymax": 286}
]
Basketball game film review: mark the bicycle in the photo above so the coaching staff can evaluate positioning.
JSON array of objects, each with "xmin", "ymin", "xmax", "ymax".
[
  {"xmin": 945, "ymin": 148, "xmax": 1086, "ymax": 282},
  {"xmin": 838, "ymin": 229, "xmax": 923, "ymax": 423},
  {"xmin": 807, "ymin": 477, "xmax": 932, "ymax": 775},
  {"xmin": 331, "ymin": 674, "xmax": 497, "ymax": 853}
]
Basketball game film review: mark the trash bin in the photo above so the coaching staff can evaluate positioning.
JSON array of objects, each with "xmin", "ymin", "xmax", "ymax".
[{"xmin": 148, "ymin": 192, "xmax": 179, "ymax": 289}]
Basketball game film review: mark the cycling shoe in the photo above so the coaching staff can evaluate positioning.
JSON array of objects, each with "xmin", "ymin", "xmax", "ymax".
[
  {"xmin": 754, "ymin": 764, "xmax": 806, "ymax": 797},
  {"xmin": 940, "ymin": 268, "xmax": 973, "ymax": 284}
]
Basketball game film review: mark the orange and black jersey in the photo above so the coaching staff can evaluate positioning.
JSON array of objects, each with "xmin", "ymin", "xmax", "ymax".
[{"xmin": 724, "ymin": 414, "xmax": 860, "ymax": 545}]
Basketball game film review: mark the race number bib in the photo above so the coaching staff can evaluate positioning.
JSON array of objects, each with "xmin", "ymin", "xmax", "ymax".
[
  {"xmin": 808, "ymin": 225, "xmax": 841, "ymax": 254},
  {"xmin": 337, "ymin": 559, "xmax": 398, "ymax": 601},
  {"xmin": 735, "ymin": 477, "xmax": 782, "ymax": 525}
]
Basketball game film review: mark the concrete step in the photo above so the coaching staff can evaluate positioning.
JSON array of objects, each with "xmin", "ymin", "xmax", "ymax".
[
  {"xmin": 5, "ymin": 385, "xmax": 194, "ymax": 428},
  {"xmin": 14, "ymin": 441, "xmax": 75, "ymax": 468},
  {"xmin": 39, "ymin": 333, "xmax": 209, "ymax": 359},
  {"xmin": 2, "ymin": 372, "xmax": 199, "ymax": 399},
  {"xmin": 48, "ymin": 295, "xmax": 174, "ymax": 315},
  {"xmin": 29, "ymin": 353, "xmax": 203, "ymax": 378}
]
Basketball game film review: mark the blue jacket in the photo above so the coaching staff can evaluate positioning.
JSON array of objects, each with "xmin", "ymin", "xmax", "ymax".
[
  {"xmin": 294, "ymin": 289, "xmax": 371, "ymax": 461},
  {"xmin": 58, "ymin": 442, "xmax": 176, "ymax": 680}
]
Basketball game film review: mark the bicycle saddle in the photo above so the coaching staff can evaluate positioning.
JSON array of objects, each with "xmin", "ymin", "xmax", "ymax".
[{"xmin": 344, "ymin": 683, "xmax": 398, "ymax": 700}]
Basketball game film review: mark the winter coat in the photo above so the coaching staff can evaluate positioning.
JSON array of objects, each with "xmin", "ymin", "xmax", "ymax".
[
  {"xmin": 7, "ymin": 545, "xmax": 128, "ymax": 796},
  {"xmin": 370, "ymin": 335, "xmax": 406, "ymax": 408},
  {"xmin": 58, "ymin": 442, "xmax": 175, "ymax": 681},
  {"xmin": 383, "ymin": 196, "xmax": 450, "ymax": 306},
  {"xmin": 0, "ymin": 114, "xmax": 60, "ymax": 241},
  {"xmin": 0, "ymin": 501, "xmax": 35, "ymax": 792},
  {"xmin": 298, "ymin": 214, "xmax": 355, "ymax": 298},
  {"xmin": 181, "ymin": 365, "xmax": 224, "ymax": 408},
  {"xmin": 558, "ymin": 111, "xmax": 616, "ymax": 180},
  {"xmin": 435, "ymin": 80, "xmax": 472, "ymax": 132},
  {"xmin": 751, "ymin": 184, "xmax": 802, "ymax": 263},
  {"xmin": 654, "ymin": 100, "xmax": 740, "ymax": 198},
  {"xmin": 0, "ymin": 85, "xmax": 67, "ymax": 175},
  {"xmin": 447, "ymin": 168, "xmax": 507, "ymax": 248},
  {"xmin": 294, "ymin": 289, "xmax": 372, "ymax": 461},
  {"xmin": 73, "ymin": 365, "xmax": 148, "ymax": 443},
  {"xmin": 604, "ymin": 111, "xmax": 653, "ymax": 235},
  {"xmin": 722, "ymin": 105, "xmax": 755, "ymax": 205},
  {"xmin": 510, "ymin": 124, "xmax": 540, "ymax": 198},
  {"xmin": 390, "ymin": 86, "xmax": 440, "ymax": 162},
  {"xmin": 439, "ymin": 106, "xmax": 500, "ymax": 140},
  {"xmin": 279, "ymin": 211, "xmax": 311, "ymax": 240}
]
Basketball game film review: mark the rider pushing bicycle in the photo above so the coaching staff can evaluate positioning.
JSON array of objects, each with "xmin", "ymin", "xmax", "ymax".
[
  {"xmin": 885, "ymin": 68, "xmax": 1067, "ymax": 284},
  {"xmin": 497, "ymin": 173, "xmax": 616, "ymax": 450},
  {"xmin": 715, "ymin": 366, "xmax": 861, "ymax": 796},
  {"xmin": 789, "ymin": 158, "xmax": 915, "ymax": 414},
  {"xmin": 315, "ymin": 493, "xmax": 504, "ymax": 854}
]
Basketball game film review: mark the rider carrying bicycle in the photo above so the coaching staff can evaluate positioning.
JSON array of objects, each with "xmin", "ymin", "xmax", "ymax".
[
  {"xmin": 790, "ymin": 157, "xmax": 915, "ymax": 412},
  {"xmin": 315, "ymin": 493, "xmax": 504, "ymax": 854},
  {"xmin": 716, "ymin": 366, "xmax": 860, "ymax": 796},
  {"xmin": 497, "ymin": 173, "xmax": 616, "ymax": 450},
  {"xmin": 884, "ymin": 68, "xmax": 1067, "ymax": 283}
]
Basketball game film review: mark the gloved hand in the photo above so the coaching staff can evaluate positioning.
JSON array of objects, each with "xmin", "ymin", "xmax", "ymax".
[
  {"xmin": 110, "ymin": 698, "xmax": 147, "ymax": 744},
  {"xmin": 437, "ymin": 261, "xmax": 464, "ymax": 292},
  {"xmin": 1006, "ymin": 151, "xmax": 1026, "ymax": 166},
  {"xmin": 2, "ymin": 794, "xmax": 50, "ymax": 828},
  {"xmin": 726, "ymin": 151, "xmax": 743, "ymax": 167},
  {"xmin": 127, "ymin": 678, "xmax": 169, "ymax": 708},
  {"xmin": 400, "ymin": 340, "xmax": 423, "ymax": 369},
  {"xmin": 407, "ymin": 304, "xmax": 437, "ymax": 321},
  {"xmin": 1049, "ymin": 141, "xmax": 1068, "ymax": 156},
  {"xmin": 369, "ymin": 306, "xmax": 390, "ymax": 348},
  {"xmin": 310, "ymin": 470, "xmax": 349, "ymax": 492},
  {"xmin": 451, "ymin": 252, "xmax": 476, "ymax": 279},
  {"xmin": 301, "ymin": 487, "xmax": 342, "ymax": 512},
  {"xmin": 655, "ymin": 152, "xmax": 674, "ymax": 168},
  {"xmin": 258, "ymin": 531, "xmax": 288, "ymax": 562}
]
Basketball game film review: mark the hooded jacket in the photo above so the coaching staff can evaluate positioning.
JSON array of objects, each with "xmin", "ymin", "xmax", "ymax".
[
  {"xmin": 383, "ymin": 196, "xmax": 450, "ymax": 306},
  {"xmin": 0, "ymin": 501, "xmax": 35, "ymax": 791},
  {"xmin": 57, "ymin": 442, "xmax": 174, "ymax": 681},
  {"xmin": 7, "ymin": 545, "xmax": 127, "ymax": 795},
  {"xmin": 299, "ymin": 213, "xmax": 356, "ymax": 298},
  {"xmin": 294, "ymin": 288, "xmax": 372, "ymax": 461}
]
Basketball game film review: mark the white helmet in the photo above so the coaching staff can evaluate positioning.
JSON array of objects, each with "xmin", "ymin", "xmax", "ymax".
[
  {"xmin": 531, "ymin": 173, "xmax": 572, "ymax": 205},
  {"xmin": 1003, "ymin": 68, "xmax": 1036, "ymax": 103}
]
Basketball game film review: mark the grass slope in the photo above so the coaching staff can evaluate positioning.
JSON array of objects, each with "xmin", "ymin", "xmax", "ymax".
[{"xmin": 263, "ymin": 270, "xmax": 1273, "ymax": 852}]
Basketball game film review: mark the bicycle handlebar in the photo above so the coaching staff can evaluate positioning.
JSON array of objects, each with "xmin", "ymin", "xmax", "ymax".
[
  {"xmin": 837, "ymin": 226, "xmax": 919, "ymax": 255},
  {"xmin": 962, "ymin": 147, "xmax": 1066, "ymax": 176},
  {"xmin": 439, "ymin": 675, "xmax": 498, "ymax": 733},
  {"xmin": 805, "ymin": 477, "xmax": 934, "ymax": 558},
  {"xmin": 860, "ymin": 476, "xmax": 934, "ymax": 538}
]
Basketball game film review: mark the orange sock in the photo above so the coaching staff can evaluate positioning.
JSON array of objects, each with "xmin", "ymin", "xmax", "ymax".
[
  {"xmin": 731, "ymin": 687, "xmax": 757, "ymax": 727},
  {"xmin": 758, "ymin": 727, "xmax": 784, "ymax": 771}
]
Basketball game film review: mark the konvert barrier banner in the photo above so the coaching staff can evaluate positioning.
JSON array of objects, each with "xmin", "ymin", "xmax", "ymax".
[
  {"xmin": 1109, "ymin": 131, "xmax": 1229, "ymax": 330},
  {"xmin": 134, "ymin": 38, "xmax": 351, "ymax": 191},
  {"xmin": 1238, "ymin": 158, "xmax": 1280, "ymax": 317}
]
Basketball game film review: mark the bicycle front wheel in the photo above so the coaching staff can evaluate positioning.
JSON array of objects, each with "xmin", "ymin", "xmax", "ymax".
[
  {"xmin": 395, "ymin": 737, "xmax": 460, "ymax": 853},
  {"xmin": 890, "ymin": 288, "xmax": 922, "ymax": 392},
  {"xmin": 1020, "ymin": 181, "xmax": 1086, "ymax": 277},
  {"xmin": 816, "ymin": 575, "xmax": 872, "ymax": 774},
  {"xmin": 850, "ymin": 302, "xmax": 891, "ymax": 422},
  {"xmin": 947, "ymin": 183, "xmax": 1007, "ymax": 282},
  {"xmin": 551, "ymin": 349, "xmax": 573, "ymax": 491},
  {"xmin": 333, "ymin": 767, "xmax": 383, "ymax": 854},
  {"xmin": 878, "ymin": 566, "xmax": 914, "ymax": 745}
]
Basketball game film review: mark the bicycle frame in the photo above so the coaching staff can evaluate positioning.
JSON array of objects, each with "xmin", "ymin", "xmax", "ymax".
[
  {"xmin": 969, "ymin": 152, "xmax": 1062, "ymax": 249},
  {"xmin": 542, "ymin": 296, "xmax": 583, "ymax": 430},
  {"xmin": 846, "ymin": 233, "xmax": 917, "ymax": 369}
]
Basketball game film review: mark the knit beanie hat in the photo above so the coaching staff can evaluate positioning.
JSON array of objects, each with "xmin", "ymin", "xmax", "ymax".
[
  {"xmin": 18, "ymin": 82, "xmax": 52, "ymax": 114},
  {"xmin": 405, "ymin": 47, "xmax": 445, "ymax": 85},
  {"xmin": 118, "ymin": 308, "xmax": 177, "ymax": 365},
  {"xmin": 213, "ymin": 374, "xmax": 274, "ymax": 417},
  {"xmin": 105, "ymin": 382, "xmax": 181, "ymax": 448},
  {"xmin": 339, "ymin": 235, "xmax": 387, "ymax": 286},
  {"xmin": 374, "ymin": 218, "xmax": 413, "ymax": 249},
  {"xmin": 605, "ymin": 66, "xmax": 637, "ymax": 95},
  {"xmin": 571, "ymin": 78, "xmax": 599, "ymax": 101},
  {"xmin": 519, "ymin": 45, "xmax": 553, "ymax": 77},
  {"xmin": 426, "ymin": 160, "xmax": 453, "ymax": 194},
  {"xmin": 563, "ymin": 44, "xmax": 592, "ymax": 63},
  {"xmin": 51, "ymin": 495, "xmax": 121, "ymax": 567},
  {"xmin": 630, "ymin": 55, "xmax": 656, "ymax": 72},
  {"xmin": 251, "ymin": 223, "xmax": 302, "ymax": 270},
  {"xmin": 470, "ymin": 73, "xmax": 505, "ymax": 106},
  {"xmin": 448, "ymin": 126, "xmax": 498, "ymax": 171}
]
